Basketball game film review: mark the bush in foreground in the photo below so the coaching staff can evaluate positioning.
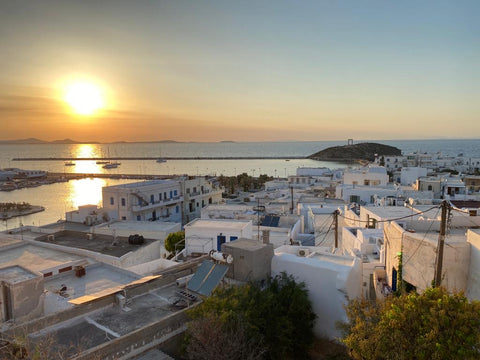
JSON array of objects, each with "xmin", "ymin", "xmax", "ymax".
[
  {"xmin": 184, "ymin": 272, "xmax": 316, "ymax": 360},
  {"xmin": 341, "ymin": 287, "xmax": 480, "ymax": 360}
]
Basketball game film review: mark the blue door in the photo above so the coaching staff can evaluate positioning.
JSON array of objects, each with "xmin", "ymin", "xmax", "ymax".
[{"xmin": 217, "ymin": 235, "xmax": 226, "ymax": 251}]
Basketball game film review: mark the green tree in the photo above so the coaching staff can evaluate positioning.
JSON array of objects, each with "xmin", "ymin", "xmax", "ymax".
[
  {"xmin": 164, "ymin": 230, "xmax": 185, "ymax": 253},
  {"xmin": 341, "ymin": 287, "xmax": 480, "ymax": 360},
  {"xmin": 185, "ymin": 272, "xmax": 316, "ymax": 360}
]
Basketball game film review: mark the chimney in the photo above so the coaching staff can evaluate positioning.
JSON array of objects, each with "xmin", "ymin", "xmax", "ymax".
[{"xmin": 262, "ymin": 230, "xmax": 270, "ymax": 244}]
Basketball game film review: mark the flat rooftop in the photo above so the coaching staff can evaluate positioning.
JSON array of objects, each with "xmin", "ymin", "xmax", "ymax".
[
  {"xmin": 364, "ymin": 205, "xmax": 440, "ymax": 220},
  {"xmin": 104, "ymin": 179, "xmax": 174, "ymax": 189},
  {"xmin": 95, "ymin": 220, "xmax": 180, "ymax": 233},
  {"xmin": 44, "ymin": 264, "xmax": 140, "ymax": 314},
  {"xmin": 30, "ymin": 283, "xmax": 199, "ymax": 356},
  {"xmin": 185, "ymin": 218, "xmax": 251, "ymax": 230},
  {"xmin": 36, "ymin": 230, "xmax": 155, "ymax": 257},
  {"xmin": 0, "ymin": 244, "xmax": 84, "ymax": 273},
  {"xmin": 223, "ymin": 238, "xmax": 269, "ymax": 251},
  {"xmin": 0, "ymin": 265, "xmax": 38, "ymax": 283}
]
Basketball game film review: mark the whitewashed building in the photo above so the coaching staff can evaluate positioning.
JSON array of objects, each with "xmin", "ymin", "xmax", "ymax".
[
  {"xmin": 102, "ymin": 180, "xmax": 183, "ymax": 222},
  {"xmin": 400, "ymin": 167, "xmax": 428, "ymax": 186},
  {"xmin": 184, "ymin": 219, "xmax": 252, "ymax": 256},
  {"xmin": 102, "ymin": 177, "xmax": 223, "ymax": 224},
  {"xmin": 343, "ymin": 166, "xmax": 389, "ymax": 187},
  {"xmin": 272, "ymin": 245, "xmax": 362, "ymax": 339}
]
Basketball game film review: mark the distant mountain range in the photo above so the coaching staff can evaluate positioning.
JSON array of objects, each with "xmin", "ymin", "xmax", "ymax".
[{"xmin": 0, "ymin": 138, "xmax": 182, "ymax": 145}]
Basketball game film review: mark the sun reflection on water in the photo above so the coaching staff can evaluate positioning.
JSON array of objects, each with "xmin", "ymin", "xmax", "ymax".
[
  {"xmin": 69, "ymin": 178, "xmax": 107, "ymax": 209},
  {"xmin": 71, "ymin": 143, "xmax": 104, "ymax": 174}
]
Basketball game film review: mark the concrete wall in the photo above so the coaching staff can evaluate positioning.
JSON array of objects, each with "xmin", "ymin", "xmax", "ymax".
[
  {"xmin": 222, "ymin": 240, "xmax": 274, "ymax": 282},
  {"xmin": 74, "ymin": 307, "xmax": 195, "ymax": 360},
  {"xmin": 467, "ymin": 230, "xmax": 480, "ymax": 300},
  {"xmin": 384, "ymin": 222, "xmax": 471, "ymax": 293},
  {"xmin": 1, "ymin": 273, "xmax": 44, "ymax": 323}
]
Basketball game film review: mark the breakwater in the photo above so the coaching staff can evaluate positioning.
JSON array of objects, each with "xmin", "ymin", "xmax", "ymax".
[{"xmin": 12, "ymin": 156, "xmax": 306, "ymax": 161}]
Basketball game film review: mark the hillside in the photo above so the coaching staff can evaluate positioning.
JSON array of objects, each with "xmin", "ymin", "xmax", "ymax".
[{"xmin": 308, "ymin": 142, "xmax": 402, "ymax": 162}]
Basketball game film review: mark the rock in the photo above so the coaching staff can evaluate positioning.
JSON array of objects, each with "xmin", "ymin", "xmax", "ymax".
[{"xmin": 308, "ymin": 142, "xmax": 401, "ymax": 162}]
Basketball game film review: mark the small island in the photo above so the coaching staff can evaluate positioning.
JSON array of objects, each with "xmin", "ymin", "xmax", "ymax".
[
  {"xmin": 308, "ymin": 142, "xmax": 402, "ymax": 162},
  {"xmin": 0, "ymin": 202, "xmax": 45, "ymax": 220}
]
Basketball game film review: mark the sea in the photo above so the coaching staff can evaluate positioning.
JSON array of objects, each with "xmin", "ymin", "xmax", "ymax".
[{"xmin": 0, "ymin": 139, "xmax": 479, "ymax": 230}]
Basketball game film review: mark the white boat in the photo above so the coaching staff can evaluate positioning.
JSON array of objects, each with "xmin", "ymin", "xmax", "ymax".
[
  {"xmin": 156, "ymin": 158, "xmax": 167, "ymax": 163},
  {"xmin": 64, "ymin": 161, "xmax": 75, "ymax": 166},
  {"xmin": 103, "ymin": 161, "xmax": 120, "ymax": 169}
]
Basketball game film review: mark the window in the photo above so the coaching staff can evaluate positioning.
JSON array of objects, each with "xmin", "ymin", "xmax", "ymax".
[
  {"xmin": 150, "ymin": 194, "xmax": 154, "ymax": 203},
  {"xmin": 364, "ymin": 180, "xmax": 370, "ymax": 186},
  {"xmin": 176, "ymin": 206, "xmax": 179, "ymax": 213},
  {"xmin": 202, "ymin": 200, "xmax": 205, "ymax": 207},
  {"xmin": 164, "ymin": 192, "xmax": 167, "ymax": 199},
  {"xmin": 121, "ymin": 216, "xmax": 126, "ymax": 220},
  {"xmin": 209, "ymin": 197, "xmax": 212, "ymax": 204},
  {"xmin": 159, "ymin": 193, "xmax": 162, "ymax": 201},
  {"xmin": 110, "ymin": 197, "xmax": 114, "ymax": 205},
  {"xmin": 121, "ymin": 198, "xmax": 126, "ymax": 206},
  {"xmin": 187, "ymin": 188, "xmax": 190, "ymax": 194},
  {"xmin": 428, "ymin": 185, "xmax": 433, "ymax": 191},
  {"xmin": 137, "ymin": 215, "xmax": 141, "ymax": 221},
  {"xmin": 230, "ymin": 236, "xmax": 238, "ymax": 241},
  {"xmin": 174, "ymin": 190, "xmax": 178, "ymax": 196},
  {"xmin": 170, "ymin": 190, "xmax": 173, "ymax": 198}
]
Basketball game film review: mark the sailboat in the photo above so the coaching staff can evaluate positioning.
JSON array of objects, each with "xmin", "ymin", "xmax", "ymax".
[
  {"xmin": 102, "ymin": 147, "xmax": 121, "ymax": 169},
  {"xmin": 156, "ymin": 145, "xmax": 167, "ymax": 163}
]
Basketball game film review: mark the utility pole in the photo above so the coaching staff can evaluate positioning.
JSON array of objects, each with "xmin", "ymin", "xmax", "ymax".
[
  {"xmin": 290, "ymin": 186, "xmax": 294, "ymax": 214},
  {"xmin": 434, "ymin": 200, "xmax": 449, "ymax": 287},
  {"xmin": 334, "ymin": 210, "xmax": 339, "ymax": 248}
]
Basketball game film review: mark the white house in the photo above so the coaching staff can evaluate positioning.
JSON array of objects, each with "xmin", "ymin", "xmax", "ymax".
[
  {"xmin": 184, "ymin": 219, "xmax": 252, "ymax": 256},
  {"xmin": 102, "ymin": 180, "xmax": 183, "ymax": 222},
  {"xmin": 400, "ymin": 167, "xmax": 428, "ymax": 186},
  {"xmin": 343, "ymin": 166, "xmax": 389, "ymax": 187}
]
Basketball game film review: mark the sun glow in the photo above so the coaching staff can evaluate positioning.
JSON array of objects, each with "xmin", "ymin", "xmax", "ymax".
[{"xmin": 64, "ymin": 82, "xmax": 104, "ymax": 115}]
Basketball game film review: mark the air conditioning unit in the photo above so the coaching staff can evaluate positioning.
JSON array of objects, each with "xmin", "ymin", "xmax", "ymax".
[{"xmin": 297, "ymin": 248, "xmax": 310, "ymax": 257}]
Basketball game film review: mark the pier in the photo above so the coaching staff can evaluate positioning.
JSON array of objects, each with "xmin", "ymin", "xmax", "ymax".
[{"xmin": 12, "ymin": 156, "xmax": 306, "ymax": 161}]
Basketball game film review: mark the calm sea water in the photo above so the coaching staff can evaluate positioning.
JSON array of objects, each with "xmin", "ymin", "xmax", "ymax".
[{"xmin": 0, "ymin": 139, "xmax": 478, "ymax": 228}]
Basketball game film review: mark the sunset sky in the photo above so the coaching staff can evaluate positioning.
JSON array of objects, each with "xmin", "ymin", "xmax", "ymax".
[{"xmin": 0, "ymin": 1, "xmax": 478, "ymax": 142}]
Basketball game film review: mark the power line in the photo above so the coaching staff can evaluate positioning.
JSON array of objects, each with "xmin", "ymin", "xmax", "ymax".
[
  {"xmin": 402, "ymin": 206, "xmax": 441, "ymax": 266},
  {"xmin": 316, "ymin": 218, "xmax": 335, "ymax": 246},
  {"xmin": 338, "ymin": 205, "xmax": 440, "ymax": 224}
]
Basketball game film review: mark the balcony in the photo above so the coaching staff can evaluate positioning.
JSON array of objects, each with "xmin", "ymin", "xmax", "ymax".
[{"xmin": 132, "ymin": 196, "xmax": 184, "ymax": 212}]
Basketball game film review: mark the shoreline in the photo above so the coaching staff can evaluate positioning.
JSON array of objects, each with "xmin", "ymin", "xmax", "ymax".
[{"xmin": 0, "ymin": 206, "xmax": 45, "ymax": 220}]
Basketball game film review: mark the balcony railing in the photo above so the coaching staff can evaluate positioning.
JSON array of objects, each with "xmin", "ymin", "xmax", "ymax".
[{"xmin": 132, "ymin": 196, "xmax": 184, "ymax": 212}]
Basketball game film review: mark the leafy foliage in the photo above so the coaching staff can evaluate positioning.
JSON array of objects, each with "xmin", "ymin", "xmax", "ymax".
[
  {"xmin": 341, "ymin": 287, "xmax": 480, "ymax": 360},
  {"xmin": 164, "ymin": 230, "xmax": 185, "ymax": 253},
  {"xmin": 185, "ymin": 272, "xmax": 316, "ymax": 359},
  {"xmin": 217, "ymin": 173, "xmax": 273, "ymax": 193}
]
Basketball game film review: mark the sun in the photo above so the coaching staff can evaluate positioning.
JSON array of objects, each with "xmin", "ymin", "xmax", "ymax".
[{"xmin": 64, "ymin": 82, "xmax": 104, "ymax": 115}]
